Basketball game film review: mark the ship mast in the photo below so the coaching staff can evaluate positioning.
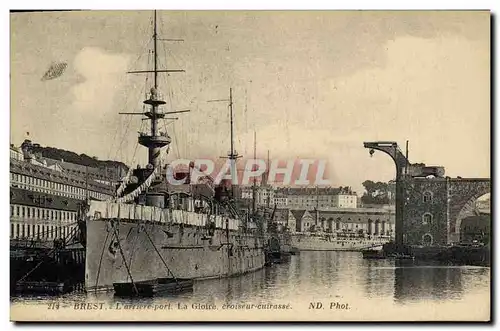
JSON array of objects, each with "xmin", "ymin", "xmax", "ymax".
[
  {"xmin": 120, "ymin": 10, "xmax": 189, "ymax": 169},
  {"xmin": 153, "ymin": 10, "xmax": 158, "ymax": 90},
  {"xmin": 315, "ymin": 185, "xmax": 319, "ymax": 229},
  {"xmin": 210, "ymin": 87, "xmax": 242, "ymax": 199},
  {"xmin": 228, "ymin": 88, "xmax": 240, "ymax": 192},
  {"xmin": 252, "ymin": 130, "xmax": 257, "ymax": 216}
]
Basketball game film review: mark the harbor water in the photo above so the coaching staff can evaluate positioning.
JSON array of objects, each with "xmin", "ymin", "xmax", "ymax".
[{"xmin": 11, "ymin": 251, "xmax": 490, "ymax": 321}]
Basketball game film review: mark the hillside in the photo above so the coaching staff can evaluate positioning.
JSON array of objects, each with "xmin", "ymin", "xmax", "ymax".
[{"xmin": 30, "ymin": 145, "xmax": 128, "ymax": 171}]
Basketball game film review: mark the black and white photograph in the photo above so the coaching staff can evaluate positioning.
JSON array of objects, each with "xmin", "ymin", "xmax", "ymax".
[{"xmin": 8, "ymin": 9, "xmax": 491, "ymax": 322}]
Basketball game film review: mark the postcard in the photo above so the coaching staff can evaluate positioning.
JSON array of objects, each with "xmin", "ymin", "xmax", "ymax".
[{"xmin": 9, "ymin": 10, "xmax": 490, "ymax": 322}]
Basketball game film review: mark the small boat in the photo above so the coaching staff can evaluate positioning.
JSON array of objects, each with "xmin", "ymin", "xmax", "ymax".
[
  {"xmin": 389, "ymin": 253, "xmax": 415, "ymax": 260},
  {"xmin": 265, "ymin": 238, "xmax": 292, "ymax": 265},
  {"xmin": 113, "ymin": 278, "xmax": 194, "ymax": 297},
  {"xmin": 361, "ymin": 248, "xmax": 386, "ymax": 259},
  {"xmin": 265, "ymin": 251, "xmax": 291, "ymax": 265}
]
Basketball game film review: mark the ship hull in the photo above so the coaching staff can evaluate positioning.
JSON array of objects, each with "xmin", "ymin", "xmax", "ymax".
[
  {"xmin": 85, "ymin": 219, "xmax": 265, "ymax": 292},
  {"xmin": 290, "ymin": 233, "xmax": 390, "ymax": 251}
]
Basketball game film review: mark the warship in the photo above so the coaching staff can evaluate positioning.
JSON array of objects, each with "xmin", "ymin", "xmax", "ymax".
[{"xmin": 81, "ymin": 11, "xmax": 266, "ymax": 292}]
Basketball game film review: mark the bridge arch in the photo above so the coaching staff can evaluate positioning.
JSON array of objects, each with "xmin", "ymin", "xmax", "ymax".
[{"xmin": 448, "ymin": 179, "xmax": 490, "ymax": 243}]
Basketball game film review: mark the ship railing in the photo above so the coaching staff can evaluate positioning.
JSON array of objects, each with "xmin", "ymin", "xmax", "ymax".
[
  {"xmin": 86, "ymin": 200, "xmax": 241, "ymax": 230},
  {"xmin": 10, "ymin": 238, "xmax": 54, "ymax": 249}
]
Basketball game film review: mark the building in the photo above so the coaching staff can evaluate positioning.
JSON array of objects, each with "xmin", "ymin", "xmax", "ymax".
[
  {"xmin": 401, "ymin": 177, "xmax": 490, "ymax": 246},
  {"xmin": 272, "ymin": 192, "xmax": 288, "ymax": 208},
  {"xmin": 238, "ymin": 185, "xmax": 277, "ymax": 208},
  {"xmin": 272, "ymin": 208, "xmax": 293, "ymax": 232},
  {"xmin": 9, "ymin": 141, "xmax": 121, "ymax": 245},
  {"xmin": 277, "ymin": 186, "xmax": 358, "ymax": 210},
  {"xmin": 10, "ymin": 145, "xmax": 23, "ymax": 161},
  {"xmin": 283, "ymin": 207, "xmax": 394, "ymax": 237},
  {"xmin": 256, "ymin": 185, "xmax": 275, "ymax": 207},
  {"xmin": 317, "ymin": 208, "xmax": 394, "ymax": 237},
  {"xmin": 42, "ymin": 158, "xmax": 125, "ymax": 187},
  {"xmin": 240, "ymin": 185, "xmax": 358, "ymax": 210},
  {"xmin": 402, "ymin": 178, "xmax": 448, "ymax": 246},
  {"xmin": 240, "ymin": 186, "xmax": 254, "ymax": 200},
  {"xmin": 335, "ymin": 193, "xmax": 357, "ymax": 208}
]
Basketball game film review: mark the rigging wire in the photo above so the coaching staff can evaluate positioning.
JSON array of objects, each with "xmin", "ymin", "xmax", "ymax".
[
  {"xmin": 155, "ymin": 52, "xmax": 175, "ymax": 160},
  {"xmin": 155, "ymin": 13, "xmax": 178, "ymax": 161},
  {"xmin": 114, "ymin": 62, "xmax": 154, "ymax": 163},
  {"xmin": 157, "ymin": 33, "xmax": 183, "ymax": 161},
  {"xmin": 163, "ymin": 55, "xmax": 183, "ymax": 158},
  {"xmin": 106, "ymin": 32, "xmax": 154, "ymax": 163},
  {"xmin": 110, "ymin": 12, "xmax": 156, "ymax": 167},
  {"xmin": 158, "ymin": 13, "xmax": 194, "ymax": 160}
]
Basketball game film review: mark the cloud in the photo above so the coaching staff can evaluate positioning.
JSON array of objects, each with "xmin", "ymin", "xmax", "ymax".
[
  {"xmin": 48, "ymin": 47, "xmax": 133, "ymax": 158},
  {"xmin": 173, "ymin": 34, "xmax": 489, "ymax": 195},
  {"xmin": 71, "ymin": 47, "xmax": 131, "ymax": 114}
]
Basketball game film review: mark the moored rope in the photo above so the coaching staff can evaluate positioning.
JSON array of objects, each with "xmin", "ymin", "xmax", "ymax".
[
  {"xmin": 111, "ymin": 207, "xmax": 138, "ymax": 295},
  {"xmin": 142, "ymin": 226, "xmax": 178, "ymax": 283},
  {"xmin": 94, "ymin": 230, "xmax": 111, "ymax": 293}
]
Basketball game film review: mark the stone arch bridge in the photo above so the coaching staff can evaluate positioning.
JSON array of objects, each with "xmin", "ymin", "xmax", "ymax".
[
  {"xmin": 394, "ymin": 177, "xmax": 490, "ymax": 246},
  {"xmin": 401, "ymin": 177, "xmax": 490, "ymax": 246},
  {"xmin": 447, "ymin": 178, "xmax": 490, "ymax": 244},
  {"xmin": 364, "ymin": 141, "xmax": 490, "ymax": 246}
]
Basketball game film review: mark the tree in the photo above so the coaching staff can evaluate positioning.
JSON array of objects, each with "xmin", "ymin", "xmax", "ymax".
[{"xmin": 361, "ymin": 180, "xmax": 394, "ymax": 205}]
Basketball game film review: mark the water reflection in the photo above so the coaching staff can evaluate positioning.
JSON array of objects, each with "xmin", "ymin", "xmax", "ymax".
[
  {"xmin": 393, "ymin": 261, "xmax": 489, "ymax": 304},
  {"xmin": 12, "ymin": 251, "xmax": 490, "ymax": 309}
]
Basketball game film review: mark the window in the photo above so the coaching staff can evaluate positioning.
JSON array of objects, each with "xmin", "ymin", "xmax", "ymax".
[
  {"xmin": 10, "ymin": 206, "xmax": 13, "ymax": 217},
  {"xmin": 422, "ymin": 233, "xmax": 433, "ymax": 246},
  {"xmin": 422, "ymin": 213, "xmax": 433, "ymax": 225},
  {"xmin": 423, "ymin": 191, "xmax": 433, "ymax": 203}
]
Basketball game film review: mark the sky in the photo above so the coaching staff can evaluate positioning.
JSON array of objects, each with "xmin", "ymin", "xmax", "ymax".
[{"xmin": 9, "ymin": 10, "xmax": 490, "ymax": 195}]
